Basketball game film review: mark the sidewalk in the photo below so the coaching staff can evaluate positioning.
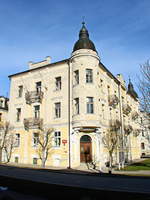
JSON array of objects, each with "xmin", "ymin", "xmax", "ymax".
[{"xmin": 1, "ymin": 162, "xmax": 150, "ymax": 177}]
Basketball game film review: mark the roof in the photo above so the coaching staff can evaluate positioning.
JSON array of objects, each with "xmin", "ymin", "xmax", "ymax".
[
  {"xmin": 73, "ymin": 22, "xmax": 96, "ymax": 52},
  {"xmin": 8, "ymin": 59, "xmax": 69, "ymax": 78}
]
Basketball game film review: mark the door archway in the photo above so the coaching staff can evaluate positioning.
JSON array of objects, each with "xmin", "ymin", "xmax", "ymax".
[{"xmin": 80, "ymin": 135, "xmax": 92, "ymax": 163}]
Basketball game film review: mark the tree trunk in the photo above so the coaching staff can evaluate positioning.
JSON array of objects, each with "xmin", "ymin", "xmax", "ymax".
[
  {"xmin": 109, "ymin": 152, "xmax": 113, "ymax": 174},
  {"xmin": 41, "ymin": 149, "xmax": 46, "ymax": 167},
  {"xmin": 0, "ymin": 148, "xmax": 2, "ymax": 163}
]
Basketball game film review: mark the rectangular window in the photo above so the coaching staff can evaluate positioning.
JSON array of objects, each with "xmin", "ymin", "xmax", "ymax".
[
  {"xmin": 33, "ymin": 158, "xmax": 38, "ymax": 165},
  {"xmin": 0, "ymin": 100, "xmax": 3, "ymax": 107},
  {"xmin": 16, "ymin": 108, "xmax": 21, "ymax": 122},
  {"xmin": 55, "ymin": 102, "xmax": 61, "ymax": 118},
  {"xmin": 18, "ymin": 85, "xmax": 23, "ymax": 97},
  {"xmin": 14, "ymin": 134, "xmax": 20, "ymax": 147},
  {"xmin": 86, "ymin": 69, "xmax": 93, "ymax": 83},
  {"xmin": 55, "ymin": 77, "xmax": 61, "ymax": 91},
  {"xmin": 74, "ymin": 98, "xmax": 79, "ymax": 115},
  {"xmin": 141, "ymin": 143, "xmax": 145, "ymax": 150},
  {"xmin": 36, "ymin": 81, "xmax": 42, "ymax": 93},
  {"xmin": 33, "ymin": 133, "xmax": 39, "ymax": 147},
  {"xmin": 86, "ymin": 97, "xmax": 94, "ymax": 114},
  {"xmin": 14, "ymin": 156, "xmax": 19, "ymax": 163},
  {"xmin": 74, "ymin": 70, "xmax": 79, "ymax": 85},
  {"xmin": 34, "ymin": 105, "xmax": 40, "ymax": 119},
  {"xmin": 54, "ymin": 131, "xmax": 61, "ymax": 147}
]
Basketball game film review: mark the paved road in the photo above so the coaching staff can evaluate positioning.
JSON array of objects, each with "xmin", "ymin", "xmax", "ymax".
[{"xmin": 0, "ymin": 165, "xmax": 150, "ymax": 195}]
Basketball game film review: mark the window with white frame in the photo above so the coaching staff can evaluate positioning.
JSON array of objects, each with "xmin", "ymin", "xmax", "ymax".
[
  {"xmin": 74, "ymin": 70, "xmax": 79, "ymax": 85},
  {"xmin": 55, "ymin": 102, "xmax": 61, "ymax": 118},
  {"xmin": 18, "ymin": 85, "xmax": 23, "ymax": 97},
  {"xmin": 36, "ymin": 81, "xmax": 42, "ymax": 93},
  {"xmin": 16, "ymin": 108, "xmax": 21, "ymax": 122},
  {"xmin": 54, "ymin": 131, "xmax": 61, "ymax": 147},
  {"xmin": 86, "ymin": 97, "xmax": 94, "ymax": 114},
  {"xmin": 86, "ymin": 69, "xmax": 93, "ymax": 83},
  {"xmin": 74, "ymin": 98, "xmax": 79, "ymax": 115},
  {"xmin": 14, "ymin": 133, "xmax": 20, "ymax": 147},
  {"xmin": 34, "ymin": 105, "xmax": 40, "ymax": 119},
  {"xmin": 33, "ymin": 133, "xmax": 39, "ymax": 147},
  {"xmin": 55, "ymin": 77, "xmax": 61, "ymax": 91}
]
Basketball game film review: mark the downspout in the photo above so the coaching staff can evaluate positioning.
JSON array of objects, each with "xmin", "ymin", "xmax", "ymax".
[
  {"xmin": 118, "ymin": 83, "xmax": 124, "ymax": 167},
  {"xmin": 67, "ymin": 59, "xmax": 71, "ymax": 169}
]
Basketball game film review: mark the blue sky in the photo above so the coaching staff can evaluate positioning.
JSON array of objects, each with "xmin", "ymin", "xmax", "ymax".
[{"xmin": 0, "ymin": 0, "xmax": 150, "ymax": 96}]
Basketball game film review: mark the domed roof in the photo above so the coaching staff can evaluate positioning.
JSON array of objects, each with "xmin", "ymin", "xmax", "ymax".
[
  {"xmin": 127, "ymin": 78, "xmax": 138, "ymax": 99},
  {"xmin": 73, "ymin": 22, "xmax": 96, "ymax": 52}
]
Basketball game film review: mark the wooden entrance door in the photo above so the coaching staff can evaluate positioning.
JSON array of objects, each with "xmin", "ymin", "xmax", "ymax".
[{"xmin": 80, "ymin": 135, "xmax": 92, "ymax": 163}]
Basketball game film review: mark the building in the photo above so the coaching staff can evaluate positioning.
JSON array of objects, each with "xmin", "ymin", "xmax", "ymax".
[
  {"xmin": 139, "ymin": 111, "xmax": 150, "ymax": 157},
  {"xmin": 0, "ymin": 96, "xmax": 9, "ymax": 161},
  {"xmin": 8, "ymin": 23, "xmax": 141, "ymax": 170},
  {"xmin": 0, "ymin": 96, "xmax": 9, "ymax": 123}
]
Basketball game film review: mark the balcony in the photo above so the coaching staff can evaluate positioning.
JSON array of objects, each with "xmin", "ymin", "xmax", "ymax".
[
  {"xmin": 132, "ymin": 111, "xmax": 139, "ymax": 120},
  {"xmin": 123, "ymin": 104, "xmax": 132, "ymax": 115},
  {"xmin": 133, "ymin": 129, "xmax": 141, "ymax": 137},
  {"xmin": 124, "ymin": 125, "xmax": 133, "ymax": 135},
  {"xmin": 25, "ymin": 91, "xmax": 44, "ymax": 104},
  {"xmin": 24, "ymin": 117, "xmax": 43, "ymax": 130},
  {"xmin": 108, "ymin": 95, "xmax": 119, "ymax": 108}
]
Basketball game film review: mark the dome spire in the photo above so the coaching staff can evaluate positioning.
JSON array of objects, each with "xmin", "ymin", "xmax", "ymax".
[
  {"xmin": 79, "ymin": 21, "xmax": 89, "ymax": 39},
  {"xmin": 127, "ymin": 78, "xmax": 138, "ymax": 99},
  {"xmin": 73, "ymin": 22, "xmax": 96, "ymax": 52}
]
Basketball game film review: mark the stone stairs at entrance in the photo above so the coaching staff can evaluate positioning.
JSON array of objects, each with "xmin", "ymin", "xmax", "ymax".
[{"xmin": 75, "ymin": 163, "xmax": 100, "ymax": 173}]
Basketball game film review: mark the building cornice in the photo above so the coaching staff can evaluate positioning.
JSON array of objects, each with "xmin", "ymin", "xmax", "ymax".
[{"xmin": 8, "ymin": 59, "xmax": 69, "ymax": 78}]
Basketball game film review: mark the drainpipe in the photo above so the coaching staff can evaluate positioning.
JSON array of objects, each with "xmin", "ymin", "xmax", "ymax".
[
  {"xmin": 118, "ymin": 83, "xmax": 124, "ymax": 168},
  {"xmin": 67, "ymin": 59, "xmax": 71, "ymax": 169}
]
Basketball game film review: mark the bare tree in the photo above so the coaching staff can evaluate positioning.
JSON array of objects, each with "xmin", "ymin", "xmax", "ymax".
[
  {"xmin": 102, "ymin": 127, "xmax": 118, "ymax": 173},
  {"xmin": 36, "ymin": 127, "xmax": 54, "ymax": 167},
  {"xmin": 138, "ymin": 60, "xmax": 150, "ymax": 115},
  {"xmin": 0, "ymin": 122, "xmax": 14, "ymax": 163}
]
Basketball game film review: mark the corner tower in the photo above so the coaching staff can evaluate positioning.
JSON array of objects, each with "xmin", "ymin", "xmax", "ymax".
[{"xmin": 70, "ymin": 22, "xmax": 100, "ymax": 129}]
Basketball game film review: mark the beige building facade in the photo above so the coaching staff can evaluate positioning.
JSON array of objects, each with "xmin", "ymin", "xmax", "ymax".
[{"xmin": 7, "ymin": 23, "xmax": 142, "ymax": 170}]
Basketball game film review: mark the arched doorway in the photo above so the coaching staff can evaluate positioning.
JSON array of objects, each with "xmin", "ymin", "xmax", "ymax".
[{"xmin": 80, "ymin": 135, "xmax": 92, "ymax": 163}]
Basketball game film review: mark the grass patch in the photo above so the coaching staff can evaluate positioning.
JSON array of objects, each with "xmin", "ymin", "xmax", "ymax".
[{"xmin": 122, "ymin": 159, "xmax": 150, "ymax": 171}]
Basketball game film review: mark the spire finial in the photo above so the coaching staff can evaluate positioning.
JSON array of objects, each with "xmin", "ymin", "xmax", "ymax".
[
  {"xmin": 82, "ymin": 16, "xmax": 85, "ymax": 26},
  {"xmin": 129, "ymin": 76, "xmax": 131, "ymax": 83}
]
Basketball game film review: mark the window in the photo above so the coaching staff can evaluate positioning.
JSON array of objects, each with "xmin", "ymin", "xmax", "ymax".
[
  {"xmin": 142, "ymin": 130, "xmax": 145, "ymax": 137},
  {"xmin": 0, "ymin": 113, "xmax": 2, "ymax": 121},
  {"xmin": 86, "ymin": 69, "xmax": 93, "ymax": 83},
  {"xmin": 55, "ymin": 102, "xmax": 61, "ymax": 118},
  {"xmin": 141, "ymin": 143, "xmax": 145, "ymax": 150},
  {"xmin": 74, "ymin": 98, "xmax": 79, "ymax": 115},
  {"xmin": 54, "ymin": 131, "xmax": 61, "ymax": 147},
  {"xmin": 0, "ymin": 100, "xmax": 3, "ymax": 107},
  {"xmin": 55, "ymin": 77, "xmax": 61, "ymax": 91},
  {"xmin": 14, "ymin": 156, "xmax": 19, "ymax": 163},
  {"xmin": 18, "ymin": 85, "xmax": 23, "ymax": 97},
  {"xmin": 74, "ymin": 70, "xmax": 79, "ymax": 85},
  {"xmin": 16, "ymin": 108, "xmax": 21, "ymax": 122},
  {"xmin": 33, "ymin": 133, "xmax": 39, "ymax": 147},
  {"xmin": 34, "ymin": 105, "xmax": 40, "ymax": 119},
  {"xmin": 36, "ymin": 81, "xmax": 42, "ymax": 93},
  {"xmin": 87, "ymin": 97, "xmax": 94, "ymax": 114},
  {"xmin": 33, "ymin": 158, "xmax": 38, "ymax": 165},
  {"xmin": 14, "ymin": 134, "xmax": 20, "ymax": 147}
]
